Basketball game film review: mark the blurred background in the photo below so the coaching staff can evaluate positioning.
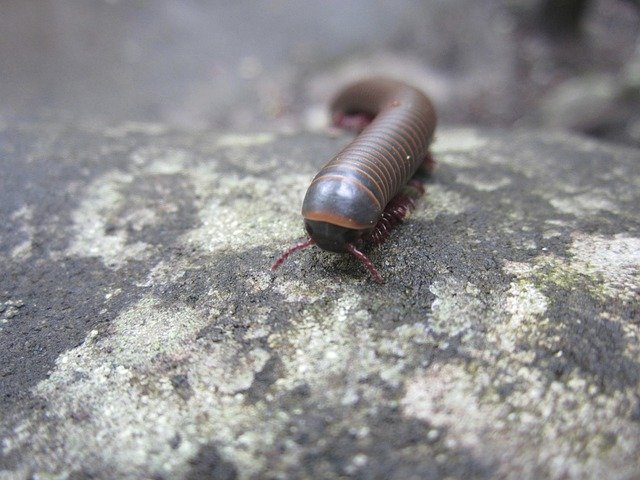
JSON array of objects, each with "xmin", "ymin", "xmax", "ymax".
[{"xmin": 1, "ymin": 0, "xmax": 639, "ymax": 145}]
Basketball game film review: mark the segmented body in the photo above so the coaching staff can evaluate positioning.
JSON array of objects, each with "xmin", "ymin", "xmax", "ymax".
[
  {"xmin": 272, "ymin": 78, "xmax": 437, "ymax": 283},
  {"xmin": 302, "ymin": 78, "xmax": 436, "ymax": 232}
]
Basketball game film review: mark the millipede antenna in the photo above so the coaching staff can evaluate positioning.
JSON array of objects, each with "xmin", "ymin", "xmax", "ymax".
[
  {"xmin": 271, "ymin": 238, "xmax": 315, "ymax": 271},
  {"xmin": 345, "ymin": 243, "xmax": 383, "ymax": 284}
]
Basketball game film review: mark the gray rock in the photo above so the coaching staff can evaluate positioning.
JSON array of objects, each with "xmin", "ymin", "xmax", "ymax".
[
  {"xmin": 0, "ymin": 121, "xmax": 638, "ymax": 479},
  {"xmin": 539, "ymin": 74, "xmax": 620, "ymax": 130}
]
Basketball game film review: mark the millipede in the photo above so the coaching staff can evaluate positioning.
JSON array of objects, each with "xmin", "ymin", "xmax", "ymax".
[{"xmin": 272, "ymin": 77, "xmax": 437, "ymax": 283}]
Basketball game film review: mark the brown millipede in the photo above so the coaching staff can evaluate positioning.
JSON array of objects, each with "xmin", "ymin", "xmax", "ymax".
[{"xmin": 272, "ymin": 77, "xmax": 437, "ymax": 283}]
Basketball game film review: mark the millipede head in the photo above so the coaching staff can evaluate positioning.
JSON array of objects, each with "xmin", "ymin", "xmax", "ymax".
[{"xmin": 304, "ymin": 219, "xmax": 365, "ymax": 253}]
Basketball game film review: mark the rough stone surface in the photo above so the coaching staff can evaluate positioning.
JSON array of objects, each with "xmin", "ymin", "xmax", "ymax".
[{"xmin": 0, "ymin": 121, "xmax": 639, "ymax": 479}]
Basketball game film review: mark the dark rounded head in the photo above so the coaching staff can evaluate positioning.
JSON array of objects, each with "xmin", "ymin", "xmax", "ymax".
[{"xmin": 304, "ymin": 219, "xmax": 364, "ymax": 253}]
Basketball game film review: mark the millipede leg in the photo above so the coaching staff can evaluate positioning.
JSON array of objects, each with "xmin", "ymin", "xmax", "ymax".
[
  {"xmin": 361, "ymin": 174, "xmax": 427, "ymax": 247},
  {"xmin": 332, "ymin": 111, "xmax": 375, "ymax": 133},
  {"xmin": 422, "ymin": 151, "xmax": 436, "ymax": 172},
  {"xmin": 406, "ymin": 179, "xmax": 425, "ymax": 196}
]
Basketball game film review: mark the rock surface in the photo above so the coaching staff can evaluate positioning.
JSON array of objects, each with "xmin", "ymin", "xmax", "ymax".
[{"xmin": 0, "ymin": 121, "xmax": 639, "ymax": 479}]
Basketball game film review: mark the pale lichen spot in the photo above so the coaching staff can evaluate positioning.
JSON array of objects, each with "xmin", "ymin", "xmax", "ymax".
[
  {"xmin": 271, "ymin": 278, "xmax": 338, "ymax": 303},
  {"xmin": 436, "ymin": 151, "xmax": 478, "ymax": 168},
  {"xmin": 104, "ymin": 122, "xmax": 168, "ymax": 138},
  {"xmin": 496, "ymin": 262, "xmax": 549, "ymax": 352},
  {"xmin": 141, "ymin": 148, "xmax": 191, "ymax": 175},
  {"xmin": 269, "ymin": 293, "xmax": 388, "ymax": 398},
  {"xmin": 549, "ymin": 193, "xmax": 619, "ymax": 216},
  {"xmin": 402, "ymin": 363, "xmax": 488, "ymax": 449},
  {"xmin": 67, "ymin": 171, "xmax": 151, "ymax": 268},
  {"xmin": 414, "ymin": 184, "xmax": 472, "ymax": 220},
  {"xmin": 569, "ymin": 232, "xmax": 640, "ymax": 300},
  {"xmin": 216, "ymin": 133, "xmax": 275, "ymax": 148},
  {"xmin": 428, "ymin": 277, "xmax": 484, "ymax": 341},
  {"xmin": 184, "ymin": 169, "xmax": 309, "ymax": 252},
  {"xmin": 433, "ymin": 128, "xmax": 488, "ymax": 153},
  {"xmin": 402, "ymin": 345, "xmax": 640, "ymax": 479},
  {"xmin": 455, "ymin": 171, "xmax": 512, "ymax": 191},
  {"xmin": 9, "ymin": 205, "xmax": 35, "ymax": 260},
  {"xmin": 304, "ymin": 104, "xmax": 328, "ymax": 131}
]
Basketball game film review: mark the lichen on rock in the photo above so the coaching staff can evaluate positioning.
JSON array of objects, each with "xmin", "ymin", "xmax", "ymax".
[{"xmin": 0, "ymin": 122, "xmax": 638, "ymax": 479}]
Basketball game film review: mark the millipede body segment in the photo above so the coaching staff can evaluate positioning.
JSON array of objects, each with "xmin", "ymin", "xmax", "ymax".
[{"xmin": 273, "ymin": 77, "xmax": 437, "ymax": 283}]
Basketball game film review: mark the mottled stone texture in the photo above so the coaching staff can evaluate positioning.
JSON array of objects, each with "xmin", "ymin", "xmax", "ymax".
[{"xmin": 0, "ymin": 121, "xmax": 638, "ymax": 480}]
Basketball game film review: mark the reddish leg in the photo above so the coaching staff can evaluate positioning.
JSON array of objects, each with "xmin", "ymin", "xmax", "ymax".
[
  {"xmin": 342, "ymin": 170, "xmax": 429, "ymax": 282},
  {"xmin": 332, "ymin": 111, "xmax": 375, "ymax": 133},
  {"xmin": 360, "ymin": 174, "xmax": 427, "ymax": 247},
  {"xmin": 422, "ymin": 150, "xmax": 436, "ymax": 173}
]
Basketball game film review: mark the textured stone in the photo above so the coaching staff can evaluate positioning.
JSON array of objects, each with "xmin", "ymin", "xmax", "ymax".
[{"xmin": 0, "ymin": 120, "xmax": 638, "ymax": 479}]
